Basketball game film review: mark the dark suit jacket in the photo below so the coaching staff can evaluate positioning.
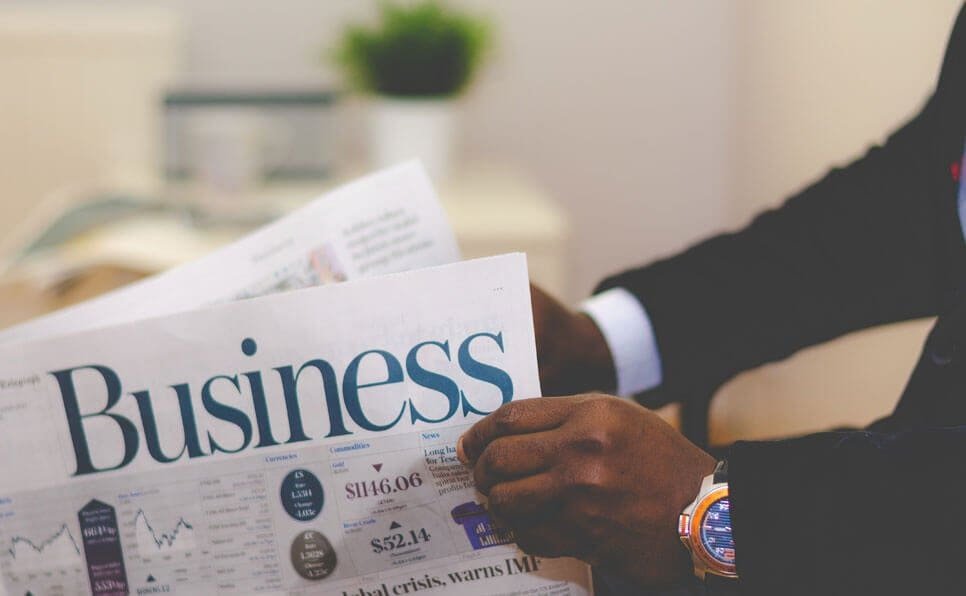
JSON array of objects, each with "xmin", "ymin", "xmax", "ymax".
[{"xmin": 597, "ymin": 5, "xmax": 966, "ymax": 595}]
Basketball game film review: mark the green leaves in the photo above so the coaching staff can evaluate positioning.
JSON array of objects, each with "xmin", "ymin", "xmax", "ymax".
[{"xmin": 334, "ymin": 1, "xmax": 491, "ymax": 98}]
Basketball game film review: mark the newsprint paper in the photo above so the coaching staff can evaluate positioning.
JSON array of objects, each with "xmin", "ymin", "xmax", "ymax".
[
  {"xmin": 0, "ymin": 161, "xmax": 460, "ymax": 345},
  {"xmin": 0, "ymin": 254, "xmax": 594, "ymax": 595}
]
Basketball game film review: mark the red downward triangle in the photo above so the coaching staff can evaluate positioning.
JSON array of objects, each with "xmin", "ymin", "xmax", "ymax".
[{"xmin": 372, "ymin": 463, "xmax": 383, "ymax": 472}]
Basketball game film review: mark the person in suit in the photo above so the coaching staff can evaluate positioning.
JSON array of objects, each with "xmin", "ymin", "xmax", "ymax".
[{"xmin": 457, "ymin": 4, "xmax": 966, "ymax": 595}]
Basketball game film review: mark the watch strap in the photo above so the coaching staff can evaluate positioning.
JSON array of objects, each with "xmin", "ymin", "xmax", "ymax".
[{"xmin": 712, "ymin": 459, "xmax": 729, "ymax": 484}]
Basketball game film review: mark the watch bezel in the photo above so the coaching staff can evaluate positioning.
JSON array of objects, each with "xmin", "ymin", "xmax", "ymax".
[{"xmin": 688, "ymin": 484, "xmax": 737, "ymax": 579}]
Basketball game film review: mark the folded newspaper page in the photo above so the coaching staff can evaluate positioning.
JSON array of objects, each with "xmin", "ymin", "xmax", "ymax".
[
  {"xmin": 0, "ymin": 254, "xmax": 593, "ymax": 595},
  {"xmin": 0, "ymin": 161, "xmax": 460, "ymax": 345}
]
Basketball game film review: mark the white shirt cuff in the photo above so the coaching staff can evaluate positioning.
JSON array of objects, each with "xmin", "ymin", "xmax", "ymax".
[{"xmin": 580, "ymin": 287, "xmax": 663, "ymax": 397}]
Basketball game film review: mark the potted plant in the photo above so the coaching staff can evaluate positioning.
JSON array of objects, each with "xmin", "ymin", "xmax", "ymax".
[{"xmin": 335, "ymin": 1, "xmax": 491, "ymax": 179}]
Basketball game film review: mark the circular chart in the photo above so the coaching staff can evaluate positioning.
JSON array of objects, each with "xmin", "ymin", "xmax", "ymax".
[{"xmin": 280, "ymin": 469, "xmax": 324, "ymax": 522}]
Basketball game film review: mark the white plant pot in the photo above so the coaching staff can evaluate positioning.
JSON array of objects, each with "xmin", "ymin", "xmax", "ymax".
[{"xmin": 369, "ymin": 97, "xmax": 456, "ymax": 181}]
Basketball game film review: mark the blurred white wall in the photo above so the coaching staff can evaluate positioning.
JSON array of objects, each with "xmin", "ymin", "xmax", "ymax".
[
  {"xmin": 0, "ymin": 5, "xmax": 179, "ymax": 251},
  {"xmin": 12, "ymin": 0, "xmax": 736, "ymax": 300},
  {"xmin": 731, "ymin": 0, "xmax": 960, "ymax": 222},
  {"xmin": 458, "ymin": 0, "xmax": 735, "ymax": 300}
]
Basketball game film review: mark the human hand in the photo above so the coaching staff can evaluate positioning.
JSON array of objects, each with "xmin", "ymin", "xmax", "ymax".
[
  {"xmin": 458, "ymin": 394, "xmax": 716, "ymax": 586},
  {"xmin": 530, "ymin": 284, "xmax": 616, "ymax": 396}
]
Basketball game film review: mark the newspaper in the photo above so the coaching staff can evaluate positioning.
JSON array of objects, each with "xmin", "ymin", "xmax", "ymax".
[
  {"xmin": 0, "ymin": 162, "xmax": 460, "ymax": 345},
  {"xmin": 0, "ymin": 254, "xmax": 593, "ymax": 595}
]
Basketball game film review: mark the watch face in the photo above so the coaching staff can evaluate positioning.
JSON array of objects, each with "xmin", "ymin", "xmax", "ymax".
[{"xmin": 699, "ymin": 496, "xmax": 735, "ymax": 566}]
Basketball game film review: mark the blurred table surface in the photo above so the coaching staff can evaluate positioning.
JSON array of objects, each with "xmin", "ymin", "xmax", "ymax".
[{"xmin": 0, "ymin": 164, "xmax": 570, "ymax": 330}]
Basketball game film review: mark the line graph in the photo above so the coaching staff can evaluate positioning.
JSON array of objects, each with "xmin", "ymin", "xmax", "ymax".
[
  {"xmin": 133, "ymin": 508, "xmax": 196, "ymax": 552},
  {"xmin": 5, "ymin": 523, "xmax": 82, "ymax": 570},
  {"xmin": 115, "ymin": 485, "xmax": 209, "ymax": 588}
]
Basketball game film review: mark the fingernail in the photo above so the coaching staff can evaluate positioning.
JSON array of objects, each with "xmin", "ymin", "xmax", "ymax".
[{"xmin": 456, "ymin": 435, "xmax": 469, "ymax": 465}]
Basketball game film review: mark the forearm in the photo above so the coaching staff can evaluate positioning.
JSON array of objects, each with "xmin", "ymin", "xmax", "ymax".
[{"xmin": 598, "ymin": 101, "xmax": 961, "ymax": 399}]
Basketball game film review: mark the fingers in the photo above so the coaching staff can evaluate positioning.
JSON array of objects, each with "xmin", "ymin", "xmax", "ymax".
[
  {"xmin": 472, "ymin": 431, "xmax": 557, "ymax": 494},
  {"xmin": 484, "ymin": 473, "xmax": 600, "ymax": 562},
  {"xmin": 486, "ymin": 472, "xmax": 563, "ymax": 525},
  {"xmin": 458, "ymin": 398, "xmax": 573, "ymax": 464}
]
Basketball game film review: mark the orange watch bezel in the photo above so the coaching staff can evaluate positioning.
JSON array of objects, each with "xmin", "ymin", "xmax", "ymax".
[{"xmin": 688, "ymin": 484, "xmax": 737, "ymax": 578}]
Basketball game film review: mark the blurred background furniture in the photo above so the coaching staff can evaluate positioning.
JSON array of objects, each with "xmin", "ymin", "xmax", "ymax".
[{"xmin": 0, "ymin": 164, "xmax": 569, "ymax": 329}]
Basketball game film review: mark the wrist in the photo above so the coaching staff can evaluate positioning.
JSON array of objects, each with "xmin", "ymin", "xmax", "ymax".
[
  {"xmin": 573, "ymin": 312, "xmax": 618, "ymax": 393},
  {"xmin": 530, "ymin": 283, "xmax": 618, "ymax": 396},
  {"xmin": 537, "ymin": 309, "xmax": 617, "ymax": 396}
]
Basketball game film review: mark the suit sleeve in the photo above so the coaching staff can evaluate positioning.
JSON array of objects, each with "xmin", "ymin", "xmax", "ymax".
[
  {"xmin": 729, "ymin": 427, "xmax": 966, "ymax": 595},
  {"xmin": 596, "ymin": 100, "xmax": 966, "ymax": 401}
]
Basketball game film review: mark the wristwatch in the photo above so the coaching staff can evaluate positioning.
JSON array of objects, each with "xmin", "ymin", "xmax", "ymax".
[{"xmin": 678, "ymin": 460, "xmax": 739, "ymax": 588}]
